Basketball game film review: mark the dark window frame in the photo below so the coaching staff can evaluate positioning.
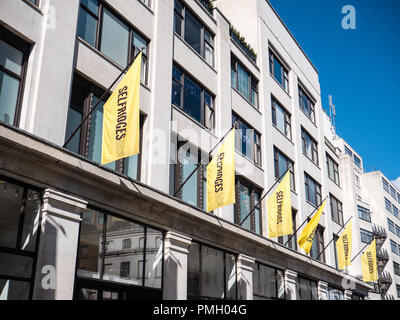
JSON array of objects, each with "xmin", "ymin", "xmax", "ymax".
[
  {"xmin": 253, "ymin": 262, "xmax": 286, "ymax": 300},
  {"xmin": 277, "ymin": 209, "xmax": 297, "ymax": 251},
  {"xmin": 357, "ymin": 205, "xmax": 371, "ymax": 222},
  {"xmin": 298, "ymin": 85, "xmax": 316, "ymax": 123},
  {"xmin": 330, "ymin": 194, "xmax": 343, "ymax": 226},
  {"xmin": 360, "ymin": 228, "xmax": 373, "ymax": 244},
  {"xmin": 296, "ymin": 275, "xmax": 318, "ymax": 300},
  {"xmin": 269, "ymin": 48, "xmax": 289, "ymax": 93},
  {"xmin": 309, "ymin": 224, "xmax": 325, "ymax": 263},
  {"xmin": 326, "ymin": 153, "xmax": 340, "ymax": 186},
  {"xmin": 304, "ymin": 172, "xmax": 322, "ymax": 207},
  {"xmin": 301, "ymin": 127, "xmax": 319, "ymax": 165},
  {"xmin": 271, "ymin": 96, "xmax": 292, "ymax": 140},
  {"xmin": 273, "ymin": 146, "xmax": 295, "ymax": 191}
]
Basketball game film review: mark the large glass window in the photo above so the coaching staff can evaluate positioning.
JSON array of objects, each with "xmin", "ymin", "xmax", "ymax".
[
  {"xmin": 393, "ymin": 262, "xmax": 400, "ymax": 276},
  {"xmin": 385, "ymin": 198, "xmax": 392, "ymax": 213},
  {"xmin": 296, "ymin": 276, "xmax": 317, "ymax": 300},
  {"xmin": 301, "ymin": 128, "xmax": 318, "ymax": 165},
  {"xmin": 234, "ymin": 177, "xmax": 262, "ymax": 235},
  {"xmin": 172, "ymin": 65, "xmax": 215, "ymax": 129},
  {"xmin": 274, "ymin": 147, "xmax": 295, "ymax": 191},
  {"xmin": 232, "ymin": 113, "xmax": 261, "ymax": 166},
  {"xmin": 231, "ymin": 56, "xmax": 258, "ymax": 108},
  {"xmin": 393, "ymin": 205, "xmax": 399, "ymax": 218},
  {"xmin": 174, "ymin": 0, "xmax": 214, "ymax": 66},
  {"xmin": 77, "ymin": 0, "xmax": 149, "ymax": 84},
  {"xmin": 304, "ymin": 173, "xmax": 321, "ymax": 207},
  {"xmin": 271, "ymin": 97, "xmax": 291, "ymax": 140},
  {"xmin": 388, "ymin": 218, "xmax": 395, "ymax": 233},
  {"xmin": 0, "ymin": 177, "xmax": 41, "ymax": 300},
  {"xmin": 390, "ymin": 240, "xmax": 398, "ymax": 255},
  {"xmin": 253, "ymin": 263, "xmax": 285, "ymax": 300},
  {"xmin": 358, "ymin": 205, "xmax": 371, "ymax": 222},
  {"xmin": 64, "ymin": 74, "xmax": 143, "ymax": 180},
  {"xmin": 382, "ymin": 178, "xmax": 390, "ymax": 193},
  {"xmin": 269, "ymin": 49, "xmax": 289, "ymax": 92},
  {"xmin": 76, "ymin": 208, "xmax": 163, "ymax": 289},
  {"xmin": 326, "ymin": 154, "xmax": 340, "ymax": 185},
  {"xmin": 298, "ymin": 86, "xmax": 315, "ymax": 123},
  {"xmin": 360, "ymin": 228, "xmax": 373, "ymax": 244},
  {"xmin": 187, "ymin": 242, "xmax": 237, "ymax": 300},
  {"xmin": 396, "ymin": 224, "xmax": 400, "ymax": 238},
  {"xmin": 330, "ymin": 194, "xmax": 343, "ymax": 226},
  {"xmin": 0, "ymin": 28, "xmax": 30, "ymax": 127}
]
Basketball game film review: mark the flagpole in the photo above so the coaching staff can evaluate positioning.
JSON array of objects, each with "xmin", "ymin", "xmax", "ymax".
[
  {"xmin": 173, "ymin": 121, "xmax": 238, "ymax": 197},
  {"xmin": 238, "ymin": 167, "xmax": 291, "ymax": 227},
  {"xmin": 63, "ymin": 48, "xmax": 145, "ymax": 149},
  {"xmin": 350, "ymin": 237, "xmax": 374, "ymax": 263},
  {"xmin": 315, "ymin": 216, "xmax": 352, "ymax": 261},
  {"xmin": 283, "ymin": 196, "xmax": 328, "ymax": 247}
]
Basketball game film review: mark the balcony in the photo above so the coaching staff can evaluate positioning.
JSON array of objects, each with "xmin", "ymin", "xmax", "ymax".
[
  {"xmin": 376, "ymin": 248, "xmax": 389, "ymax": 269},
  {"xmin": 229, "ymin": 25, "xmax": 257, "ymax": 63},
  {"xmin": 372, "ymin": 224, "xmax": 387, "ymax": 243}
]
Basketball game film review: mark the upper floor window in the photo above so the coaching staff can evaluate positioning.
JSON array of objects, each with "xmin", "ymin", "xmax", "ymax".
[
  {"xmin": 77, "ymin": 0, "xmax": 149, "ymax": 84},
  {"xmin": 64, "ymin": 74, "xmax": 143, "ymax": 180},
  {"xmin": 26, "ymin": 0, "xmax": 39, "ymax": 6},
  {"xmin": 397, "ymin": 192, "xmax": 400, "ymax": 204},
  {"xmin": 390, "ymin": 240, "xmax": 398, "ymax": 255},
  {"xmin": 360, "ymin": 228, "xmax": 373, "ymax": 244},
  {"xmin": 277, "ymin": 209, "xmax": 297, "ymax": 251},
  {"xmin": 271, "ymin": 97, "xmax": 291, "ymax": 140},
  {"xmin": 139, "ymin": 0, "xmax": 151, "ymax": 8},
  {"xmin": 274, "ymin": 147, "xmax": 295, "ymax": 191},
  {"xmin": 310, "ymin": 225, "xmax": 325, "ymax": 262},
  {"xmin": 298, "ymin": 86, "xmax": 315, "ymax": 123},
  {"xmin": 0, "ymin": 27, "xmax": 30, "ymax": 127},
  {"xmin": 385, "ymin": 197, "xmax": 392, "ymax": 213},
  {"xmin": 231, "ymin": 56, "xmax": 258, "ymax": 108},
  {"xmin": 232, "ymin": 113, "xmax": 261, "ymax": 166},
  {"xmin": 304, "ymin": 173, "xmax": 321, "ymax": 207},
  {"xmin": 326, "ymin": 153, "xmax": 340, "ymax": 186},
  {"xmin": 358, "ymin": 205, "xmax": 371, "ymax": 222},
  {"xmin": 330, "ymin": 194, "xmax": 343, "ymax": 226},
  {"xmin": 382, "ymin": 178, "xmax": 390, "ymax": 193},
  {"xmin": 388, "ymin": 218, "xmax": 395, "ymax": 233},
  {"xmin": 390, "ymin": 186, "xmax": 397, "ymax": 199},
  {"xmin": 353, "ymin": 155, "xmax": 361, "ymax": 169},
  {"xmin": 234, "ymin": 177, "xmax": 262, "ymax": 235},
  {"xmin": 122, "ymin": 238, "xmax": 132, "ymax": 249},
  {"xmin": 393, "ymin": 205, "xmax": 399, "ymax": 218},
  {"xmin": 394, "ymin": 262, "xmax": 400, "ymax": 277},
  {"xmin": 269, "ymin": 49, "xmax": 289, "ymax": 92},
  {"xmin": 396, "ymin": 224, "xmax": 400, "ymax": 238},
  {"xmin": 301, "ymin": 128, "xmax": 319, "ymax": 165},
  {"xmin": 174, "ymin": 0, "xmax": 214, "ymax": 66},
  {"xmin": 172, "ymin": 65, "xmax": 215, "ymax": 129}
]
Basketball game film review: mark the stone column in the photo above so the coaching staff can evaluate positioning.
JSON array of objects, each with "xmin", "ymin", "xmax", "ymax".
[
  {"xmin": 237, "ymin": 254, "xmax": 255, "ymax": 300},
  {"xmin": 163, "ymin": 231, "xmax": 192, "ymax": 300},
  {"xmin": 317, "ymin": 281, "xmax": 328, "ymax": 300},
  {"xmin": 33, "ymin": 189, "xmax": 87, "ymax": 300},
  {"xmin": 344, "ymin": 290, "xmax": 352, "ymax": 300},
  {"xmin": 284, "ymin": 270, "xmax": 298, "ymax": 300}
]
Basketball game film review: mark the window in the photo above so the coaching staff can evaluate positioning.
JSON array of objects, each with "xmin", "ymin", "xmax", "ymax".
[
  {"xmin": 76, "ymin": 209, "xmax": 163, "ymax": 289},
  {"xmin": 174, "ymin": 0, "xmax": 214, "ymax": 66},
  {"xmin": 169, "ymin": 135, "xmax": 208, "ymax": 210},
  {"xmin": 278, "ymin": 209, "xmax": 297, "ymax": 251},
  {"xmin": 234, "ymin": 177, "xmax": 262, "ymax": 235},
  {"xmin": 397, "ymin": 192, "xmax": 400, "ymax": 204},
  {"xmin": 344, "ymin": 146, "xmax": 353, "ymax": 157},
  {"xmin": 0, "ymin": 177, "xmax": 42, "ymax": 300},
  {"xmin": 385, "ymin": 198, "xmax": 392, "ymax": 213},
  {"xmin": 358, "ymin": 205, "xmax": 371, "ymax": 222},
  {"xmin": 139, "ymin": 0, "xmax": 151, "ymax": 8},
  {"xmin": 353, "ymin": 155, "xmax": 361, "ymax": 169},
  {"xmin": 304, "ymin": 173, "xmax": 321, "ymax": 207},
  {"xmin": 77, "ymin": 0, "xmax": 149, "ymax": 84},
  {"xmin": 301, "ymin": 128, "xmax": 318, "ymax": 165},
  {"xmin": 391, "ymin": 186, "xmax": 397, "ymax": 199},
  {"xmin": 232, "ymin": 113, "xmax": 261, "ymax": 166},
  {"xmin": 393, "ymin": 205, "xmax": 399, "ymax": 218},
  {"xmin": 390, "ymin": 240, "xmax": 398, "ymax": 255},
  {"xmin": 397, "ymin": 285, "xmax": 400, "ymax": 299},
  {"xmin": 388, "ymin": 219, "xmax": 395, "ymax": 233},
  {"xmin": 396, "ymin": 224, "xmax": 400, "ymax": 238},
  {"xmin": 298, "ymin": 86, "xmax": 315, "ymax": 123},
  {"xmin": 271, "ymin": 97, "xmax": 292, "ymax": 140},
  {"xmin": 360, "ymin": 229, "xmax": 373, "ymax": 244},
  {"xmin": 354, "ymin": 174, "xmax": 360, "ymax": 188},
  {"xmin": 27, "ymin": 0, "xmax": 39, "ymax": 6},
  {"xmin": 187, "ymin": 242, "xmax": 237, "ymax": 300},
  {"xmin": 310, "ymin": 225, "xmax": 325, "ymax": 262},
  {"xmin": 253, "ymin": 263, "xmax": 285, "ymax": 300},
  {"xmin": 0, "ymin": 27, "xmax": 30, "ymax": 127},
  {"xmin": 274, "ymin": 147, "xmax": 295, "ymax": 191},
  {"xmin": 330, "ymin": 195, "xmax": 343, "ymax": 226},
  {"xmin": 326, "ymin": 154, "xmax": 340, "ymax": 185},
  {"xmin": 231, "ymin": 56, "xmax": 258, "ymax": 108},
  {"xmin": 65, "ymin": 74, "xmax": 144, "ymax": 180},
  {"xmin": 172, "ymin": 65, "xmax": 215, "ymax": 129},
  {"xmin": 269, "ymin": 49, "xmax": 289, "ymax": 92},
  {"xmin": 296, "ymin": 276, "xmax": 317, "ymax": 300},
  {"xmin": 328, "ymin": 286, "xmax": 344, "ymax": 300},
  {"xmin": 393, "ymin": 262, "xmax": 400, "ymax": 276},
  {"xmin": 382, "ymin": 178, "xmax": 389, "ymax": 193},
  {"xmin": 122, "ymin": 239, "xmax": 131, "ymax": 249}
]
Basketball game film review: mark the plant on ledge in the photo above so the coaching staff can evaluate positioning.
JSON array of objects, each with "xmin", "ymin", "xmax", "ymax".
[
  {"xmin": 229, "ymin": 24, "xmax": 257, "ymax": 62},
  {"xmin": 198, "ymin": 0, "xmax": 216, "ymax": 14}
]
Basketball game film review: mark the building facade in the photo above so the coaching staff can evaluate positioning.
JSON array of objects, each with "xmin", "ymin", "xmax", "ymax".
[{"xmin": 0, "ymin": 0, "xmax": 374, "ymax": 300}]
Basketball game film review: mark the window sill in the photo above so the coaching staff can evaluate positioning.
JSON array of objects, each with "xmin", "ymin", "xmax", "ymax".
[
  {"xmin": 137, "ymin": 0, "xmax": 154, "ymax": 15},
  {"xmin": 193, "ymin": 0, "xmax": 218, "ymax": 24},
  {"xmin": 272, "ymin": 124, "xmax": 294, "ymax": 145},
  {"xmin": 327, "ymin": 176, "xmax": 341, "ymax": 189},
  {"xmin": 22, "ymin": 0, "xmax": 43, "ymax": 15},
  {"xmin": 299, "ymin": 107, "xmax": 318, "ymax": 129},
  {"xmin": 230, "ymin": 38, "xmax": 259, "ymax": 70},
  {"xmin": 235, "ymin": 150, "xmax": 263, "ymax": 172},
  {"xmin": 269, "ymin": 73, "xmax": 291, "ymax": 98},
  {"xmin": 302, "ymin": 153, "xmax": 321, "ymax": 171},
  {"xmin": 174, "ymin": 33, "xmax": 217, "ymax": 75},
  {"xmin": 231, "ymin": 87, "xmax": 261, "ymax": 115}
]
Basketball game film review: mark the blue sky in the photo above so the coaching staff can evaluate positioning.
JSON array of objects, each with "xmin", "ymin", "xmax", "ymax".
[{"xmin": 267, "ymin": 0, "xmax": 400, "ymax": 184}]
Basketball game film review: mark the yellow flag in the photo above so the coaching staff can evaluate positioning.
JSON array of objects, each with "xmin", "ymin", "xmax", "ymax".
[
  {"xmin": 101, "ymin": 52, "xmax": 142, "ymax": 165},
  {"xmin": 267, "ymin": 171, "xmax": 292, "ymax": 238},
  {"xmin": 336, "ymin": 221, "xmax": 353, "ymax": 270},
  {"xmin": 298, "ymin": 199, "xmax": 327, "ymax": 254},
  {"xmin": 361, "ymin": 239, "xmax": 378, "ymax": 282},
  {"xmin": 206, "ymin": 129, "xmax": 235, "ymax": 212}
]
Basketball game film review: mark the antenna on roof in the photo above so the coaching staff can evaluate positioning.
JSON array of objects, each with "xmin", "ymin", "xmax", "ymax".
[{"xmin": 329, "ymin": 95, "xmax": 336, "ymax": 139}]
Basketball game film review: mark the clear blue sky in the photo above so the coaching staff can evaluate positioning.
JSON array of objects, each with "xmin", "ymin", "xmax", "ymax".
[{"xmin": 267, "ymin": 0, "xmax": 400, "ymax": 182}]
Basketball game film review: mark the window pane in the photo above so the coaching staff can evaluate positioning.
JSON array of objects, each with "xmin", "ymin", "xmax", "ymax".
[
  {"xmin": 145, "ymin": 228, "xmax": 163, "ymax": 288},
  {"xmin": 187, "ymin": 243, "xmax": 200, "ymax": 299},
  {"xmin": 123, "ymin": 155, "xmax": 139, "ymax": 180},
  {"xmin": 201, "ymin": 246, "xmax": 224, "ymax": 299},
  {"xmin": 205, "ymin": 42, "xmax": 213, "ymax": 66},
  {"xmin": 204, "ymin": 92, "xmax": 214, "ymax": 129},
  {"xmin": 172, "ymin": 81, "xmax": 182, "ymax": 107},
  {"xmin": 65, "ymin": 108, "xmax": 82, "ymax": 154},
  {"xmin": 180, "ymin": 145, "xmax": 198, "ymax": 206},
  {"xmin": 231, "ymin": 66, "xmax": 237, "ymax": 88},
  {"xmin": 239, "ymin": 183, "xmax": 251, "ymax": 231},
  {"xmin": 275, "ymin": 103, "xmax": 285, "ymax": 133},
  {"xmin": 0, "ymin": 40, "xmax": 23, "ymax": 75},
  {"xmin": 174, "ymin": 12, "xmax": 183, "ymax": 36},
  {"xmin": 77, "ymin": 7, "xmax": 98, "ymax": 47},
  {"xmin": 273, "ymin": 58, "xmax": 283, "ymax": 85},
  {"xmin": 183, "ymin": 76, "xmax": 202, "ymax": 123},
  {"xmin": 132, "ymin": 32, "xmax": 147, "ymax": 55},
  {"xmin": 0, "ymin": 279, "xmax": 30, "ymax": 300},
  {"xmin": 0, "ymin": 181, "xmax": 24, "ymax": 248},
  {"xmin": 185, "ymin": 11, "xmax": 201, "ymax": 54},
  {"xmin": 81, "ymin": 0, "xmax": 99, "ymax": 15},
  {"xmin": 0, "ymin": 71, "xmax": 20, "ymax": 125},
  {"xmin": 237, "ymin": 63, "xmax": 250, "ymax": 100},
  {"xmin": 258, "ymin": 264, "xmax": 276, "ymax": 298},
  {"xmin": 103, "ymin": 216, "xmax": 145, "ymax": 285},
  {"xmin": 254, "ymin": 193, "xmax": 261, "ymax": 235},
  {"xmin": 20, "ymin": 189, "xmax": 41, "ymax": 251},
  {"xmin": 100, "ymin": 8, "xmax": 129, "ymax": 67},
  {"xmin": 0, "ymin": 253, "xmax": 33, "ymax": 278},
  {"xmin": 225, "ymin": 253, "xmax": 236, "ymax": 299},
  {"xmin": 77, "ymin": 209, "xmax": 105, "ymax": 279}
]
